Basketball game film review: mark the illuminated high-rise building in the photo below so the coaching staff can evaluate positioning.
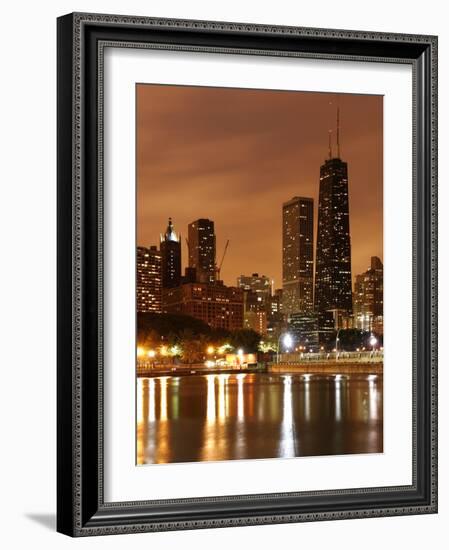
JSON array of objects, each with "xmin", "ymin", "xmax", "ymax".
[
  {"xmin": 136, "ymin": 245, "xmax": 162, "ymax": 313},
  {"xmin": 188, "ymin": 218, "xmax": 216, "ymax": 283},
  {"xmin": 282, "ymin": 196, "xmax": 314, "ymax": 316},
  {"xmin": 160, "ymin": 217, "xmax": 181, "ymax": 289},
  {"xmin": 314, "ymin": 114, "xmax": 352, "ymax": 329},
  {"xmin": 353, "ymin": 256, "xmax": 383, "ymax": 333}
]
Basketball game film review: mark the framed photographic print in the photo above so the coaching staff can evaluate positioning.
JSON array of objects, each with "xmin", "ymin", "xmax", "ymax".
[{"xmin": 57, "ymin": 12, "xmax": 438, "ymax": 536}]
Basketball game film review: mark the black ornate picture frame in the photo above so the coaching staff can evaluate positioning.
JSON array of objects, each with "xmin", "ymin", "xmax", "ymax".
[{"xmin": 57, "ymin": 12, "xmax": 438, "ymax": 536}]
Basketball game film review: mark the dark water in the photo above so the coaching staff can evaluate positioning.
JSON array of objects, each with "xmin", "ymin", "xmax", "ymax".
[{"xmin": 137, "ymin": 373, "xmax": 383, "ymax": 465}]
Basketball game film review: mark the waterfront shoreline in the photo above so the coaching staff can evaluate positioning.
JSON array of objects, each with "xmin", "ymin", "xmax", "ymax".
[{"xmin": 137, "ymin": 362, "xmax": 383, "ymax": 377}]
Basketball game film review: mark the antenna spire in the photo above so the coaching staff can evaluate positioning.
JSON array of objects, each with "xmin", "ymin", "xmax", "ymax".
[
  {"xmin": 336, "ymin": 106, "xmax": 340, "ymax": 157},
  {"xmin": 328, "ymin": 130, "xmax": 333, "ymax": 159}
]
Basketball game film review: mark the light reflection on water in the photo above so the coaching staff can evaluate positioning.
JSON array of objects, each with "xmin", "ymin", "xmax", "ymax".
[
  {"xmin": 237, "ymin": 373, "xmax": 245, "ymax": 422},
  {"xmin": 137, "ymin": 373, "xmax": 383, "ymax": 465},
  {"xmin": 279, "ymin": 375, "xmax": 295, "ymax": 457},
  {"xmin": 206, "ymin": 374, "xmax": 216, "ymax": 423}
]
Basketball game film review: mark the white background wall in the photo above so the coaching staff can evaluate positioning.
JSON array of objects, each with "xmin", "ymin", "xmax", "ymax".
[{"xmin": 0, "ymin": 1, "xmax": 445, "ymax": 548}]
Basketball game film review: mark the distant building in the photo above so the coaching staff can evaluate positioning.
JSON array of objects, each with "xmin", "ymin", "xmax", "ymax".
[
  {"xmin": 237, "ymin": 273, "xmax": 271, "ymax": 305},
  {"xmin": 136, "ymin": 245, "xmax": 162, "ymax": 313},
  {"xmin": 162, "ymin": 281, "xmax": 243, "ymax": 331},
  {"xmin": 188, "ymin": 218, "xmax": 216, "ymax": 283},
  {"xmin": 282, "ymin": 196, "xmax": 314, "ymax": 316},
  {"xmin": 238, "ymin": 274, "xmax": 270, "ymax": 336},
  {"xmin": 160, "ymin": 217, "xmax": 182, "ymax": 289},
  {"xmin": 268, "ymin": 288, "xmax": 283, "ymax": 319},
  {"xmin": 267, "ymin": 288, "xmax": 285, "ymax": 337},
  {"xmin": 327, "ymin": 309, "xmax": 353, "ymax": 330},
  {"xmin": 241, "ymin": 289, "xmax": 268, "ymax": 335},
  {"xmin": 243, "ymin": 310, "xmax": 267, "ymax": 336},
  {"xmin": 182, "ymin": 266, "xmax": 197, "ymax": 284},
  {"xmin": 289, "ymin": 312, "xmax": 319, "ymax": 351},
  {"xmin": 353, "ymin": 256, "xmax": 383, "ymax": 334}
]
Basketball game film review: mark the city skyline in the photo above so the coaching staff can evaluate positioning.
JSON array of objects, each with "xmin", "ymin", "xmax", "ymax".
[
  {"xmin": 137, "ymin": 84, "xmax": 383, "ymax": 289},
  {"xmin": 137, "ymin": 205, "xmax": 377, "ymax": 293}
]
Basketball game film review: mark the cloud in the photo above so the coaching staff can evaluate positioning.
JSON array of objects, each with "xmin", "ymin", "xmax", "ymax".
[{"xmin": 137, "ymin": 84, "xmax": 383, "ymax": 287}]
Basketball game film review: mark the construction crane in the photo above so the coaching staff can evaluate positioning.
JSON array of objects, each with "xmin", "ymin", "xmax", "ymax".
[{"xmin": 215, "ymin": 239, "xmax": 229, "ymax": 282}]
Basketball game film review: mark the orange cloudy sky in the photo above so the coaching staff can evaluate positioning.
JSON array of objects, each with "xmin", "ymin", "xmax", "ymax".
[{"xmin": 137, "ymin": 84, "xmax": 383, "ymax": 289}]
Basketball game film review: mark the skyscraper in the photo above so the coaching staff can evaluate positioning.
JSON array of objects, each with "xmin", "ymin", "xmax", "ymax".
[
  {"xmin": 136, "ymin": 245, "xmax": 162, "ymax": 313},
  {"xmin": 160, "ymin": 218, "xmax": 181, "ymax": 289},
  {"xmin": 188, "ymin": 218, "xmax": 216, "ymax": 283},
  {"xmin": 282, "ymin": 197, "xmax": 314, "ymax": 317},
  {"xmin": 314, "ymin": 120, "xmax": 352, "ymax": 328}
]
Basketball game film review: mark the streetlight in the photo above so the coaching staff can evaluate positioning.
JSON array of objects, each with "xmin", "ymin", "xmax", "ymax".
[
  {"xmin": 277, "ymin": 332, "xmax": 293, "ymax": 364},
  {"xmin": 147, "ymin": 349, "xmax": 156, "ymax": 369},
  {"xmin": 284, "ymin": 333, "xmax": 293, "ymax": 349},
  {"xmin": 207, "ymin": 346, "xmax": 214, "ymax": 355},
  {"xmin": 335, "ymin": 328, "xmax": 342, "ymax": 361},
  {"xmin": 369, "ymin": 334, "xmax": 378, "ymax": 352},
  {"xmin": 237, "ymin": 348, "xmax": 244, "ymax": 369}
]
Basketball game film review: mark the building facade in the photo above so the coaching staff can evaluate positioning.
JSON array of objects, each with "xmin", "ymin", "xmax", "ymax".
[
  {"xmin": 162, "ymin": 281, "xmax": 244, "ymax": 331},
  {"xmin": 241, "ymin": 289, "xmax": 268, "ymax": 335},
  {"xmin": 160, "ymin": 217, "xmax": 182, "ymax": 289},
  {"xmin": 265, "ymin": 288, "xmax": 284, "ymax": 339},
  {"xmin": 268, "ymin": 288, "xmax": 283, "ymax": 319},
  {"xmin": 282, "ymin": 196, "xmax": 314, "ymax": 316},
  {"xmin": 289, "ymin": 312, "xmax": 319, "ymax": 351},
  {"xmin": 353, "ymin": 256, "xmax": 383, "ymax": 333},
  {"xmin": 243, "ymin": 310, "xmax": 267, "ymax": 336},
  {"xmin": 237, "ymin": 273, "xmax": 271, "ymax": 304},
  {"xmin": 188, "ymin": 218, "xmax": 216, "ymax": 283},
  {"xmin": 314, "ymin": 156, "xmax": 353, "ymax": 325},
  {"xmin": 136, "ymin": 245, "xmax": 162, "ymax": 313}
]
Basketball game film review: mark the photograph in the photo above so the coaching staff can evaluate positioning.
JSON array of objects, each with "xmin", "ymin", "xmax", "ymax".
[
  {"xmin": 54, "ymin": 10, "xmax": 437, "ymax": 537},
  {"xmin": 135, "ymin": 84, "xmax": 384, "ymax": 465}
]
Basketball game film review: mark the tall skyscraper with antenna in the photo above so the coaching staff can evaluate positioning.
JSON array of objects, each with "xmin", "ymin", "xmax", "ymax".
[{"xmin": 314, "ymin": 108, "xmax": 353, "ymax": 331}]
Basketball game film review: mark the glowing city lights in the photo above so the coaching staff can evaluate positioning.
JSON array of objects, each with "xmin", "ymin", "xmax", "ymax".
[
  {"xmin": 282, "ymin": 333, "xmax": 292, "ymax": 349},
  {"xmin": 160, "ymin": 345, "xmax": 168, "ymax": 356}
]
